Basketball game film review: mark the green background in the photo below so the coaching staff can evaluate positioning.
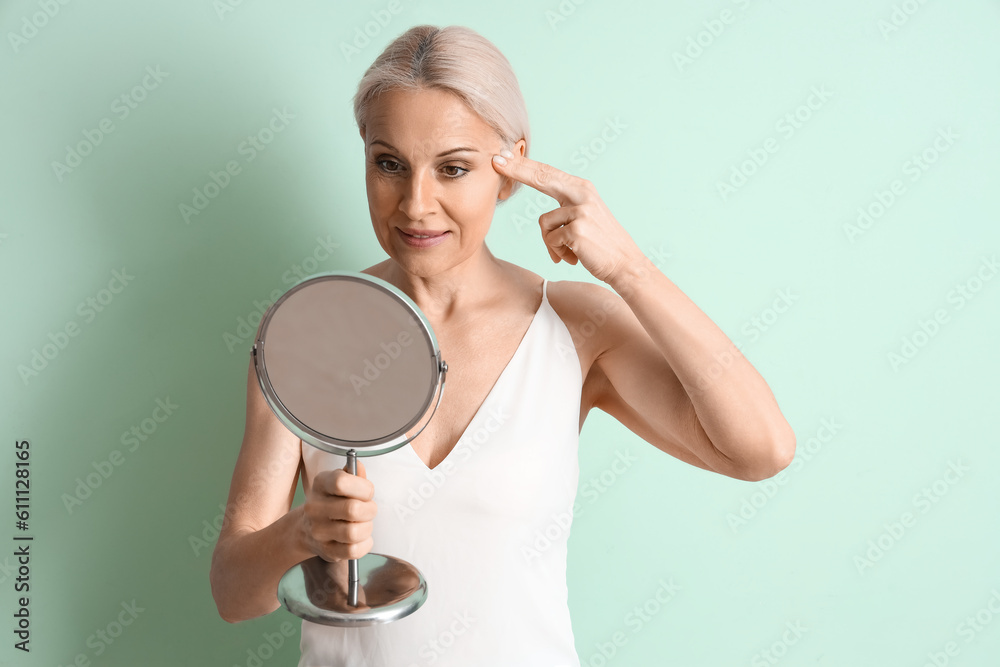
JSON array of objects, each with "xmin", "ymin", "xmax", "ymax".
[{"xmin": 2, "ymin": 1, "xmax": 998, "ymax": 665}]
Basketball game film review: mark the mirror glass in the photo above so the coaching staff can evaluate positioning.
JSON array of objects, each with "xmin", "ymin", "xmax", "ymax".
[{"xmin": 257, "ymin": 274, "xmax": 440, "ymax": 450}]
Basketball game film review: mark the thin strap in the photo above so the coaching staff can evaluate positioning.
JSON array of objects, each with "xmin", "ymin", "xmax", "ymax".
[{"xmin": 542, "ymin": 278, "xmax": 548, "ymax": 301}]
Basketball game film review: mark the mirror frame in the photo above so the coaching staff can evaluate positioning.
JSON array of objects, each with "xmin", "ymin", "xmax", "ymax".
[{"xmin": 252, "ymin": 271, "xmax": 447, "ymax": 457}]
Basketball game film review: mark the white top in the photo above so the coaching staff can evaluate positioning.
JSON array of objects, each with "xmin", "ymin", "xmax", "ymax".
[{"xmin": 298, "ymin": 279, "xmax": 583, "ymax": 666}]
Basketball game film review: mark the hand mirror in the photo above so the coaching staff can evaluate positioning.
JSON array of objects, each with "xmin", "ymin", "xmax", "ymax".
[{"xmin": 251, "ymin": 270, "xmax": 448, "ymax": 627}]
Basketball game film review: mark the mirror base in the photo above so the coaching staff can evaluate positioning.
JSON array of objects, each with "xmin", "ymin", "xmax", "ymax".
[{"xmin": 278, "ymin": 553, "xmax": 428, "ymax": 627}]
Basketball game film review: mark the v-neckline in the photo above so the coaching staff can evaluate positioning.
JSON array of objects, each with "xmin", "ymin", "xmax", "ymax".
[{"xmin": 407, "ymin": 279, "xmax": 548, "ymax": 471}]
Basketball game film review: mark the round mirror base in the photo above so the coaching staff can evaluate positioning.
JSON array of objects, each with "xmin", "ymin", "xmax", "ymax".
[{"xmin": 278, "ymin": 553, "xmax": 428, "ymax": 628}]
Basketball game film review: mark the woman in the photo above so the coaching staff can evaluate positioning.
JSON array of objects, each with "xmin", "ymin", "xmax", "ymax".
[{"xmin": 210, "ymin": 24, "xmax": 796, "ymax": 666}]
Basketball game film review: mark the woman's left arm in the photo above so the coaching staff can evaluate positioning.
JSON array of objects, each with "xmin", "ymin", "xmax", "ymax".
[
  {"xmin": 598, "ymin": 252, "xmax": 796, "ymax": 481},
  {"xmin": 493, "ymin": 150, "xmax": 796, "ymax": 481}
]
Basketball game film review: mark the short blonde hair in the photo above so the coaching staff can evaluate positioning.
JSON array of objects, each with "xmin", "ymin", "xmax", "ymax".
[{"xmin": 353, "ymin": 24, "xmax": 531, "ymax": 199}]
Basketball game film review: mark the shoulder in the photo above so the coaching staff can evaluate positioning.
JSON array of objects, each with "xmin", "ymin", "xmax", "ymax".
[
  {"xmin": 495, "ymin": 259, "xmax": 623, "ymax": 348},
  {"xmin": 547, "ymin": 279, "xmax": 623, "ymax": 328},
  {"xmin": 545, "ymin": 279, "xmax": 627, "ymax": 416},
  {"xmin": 546, "ymin": 278, "xmax": 623, "ymax": 354}
]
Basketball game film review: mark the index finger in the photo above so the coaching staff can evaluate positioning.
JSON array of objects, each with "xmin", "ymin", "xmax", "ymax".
[
  {"xmin": 493, "ymin": 152, "xmax": 587, "ymax": 205},
  {"xmin": 320, "ymin": 467, "xmax": 374, "ymax": 501}
]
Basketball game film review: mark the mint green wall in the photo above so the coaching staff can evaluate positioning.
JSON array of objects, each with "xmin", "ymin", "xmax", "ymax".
[{"xmin": 2, "ymin": 1, "xmax": 998, "ymax": 665}]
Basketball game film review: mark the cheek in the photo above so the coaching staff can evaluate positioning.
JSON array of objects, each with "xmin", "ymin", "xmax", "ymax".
[
  {"xmin": 447, "ymin": 173, "xmax": 500, "ymax": 219},
  {"xmin": 365, "ymin": 172, "xmax": 395, "ymax": 209}
]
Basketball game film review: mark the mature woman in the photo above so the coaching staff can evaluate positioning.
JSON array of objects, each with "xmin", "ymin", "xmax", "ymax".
[{"xmin": 210, "ymin": 24, "xmax": 795, "ymax": 666}]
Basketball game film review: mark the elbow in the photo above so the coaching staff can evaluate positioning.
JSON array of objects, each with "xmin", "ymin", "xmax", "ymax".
[
  {"xmin": 209, "ymin": 549, "xmax": 244, "ymax": 624},
  {"xmin": 740, "ymin": 426, "xmax": 796, "ymax": 482},
  {"xmin": 210, "ymin": 575, "xmax": 237, "ymax": 624},
  {"xmin": 211, "ymin": 580, "xmax": 245, "ymax": 624},
  {"xmin": 209, "ymin": 556, "xmax": 277, "ymax": 624},
  {"xmin": 213, "ymin": 590, "xmax": 242, "ymax": 625},
  {"xmin": 217, "ymin": 607, "xmax": 241, "ymax": 625}
]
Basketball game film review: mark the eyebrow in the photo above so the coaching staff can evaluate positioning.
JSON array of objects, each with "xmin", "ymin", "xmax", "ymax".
[{"xmin": 369, "ymin": 139, "xmax": 480, "ymax": 157}]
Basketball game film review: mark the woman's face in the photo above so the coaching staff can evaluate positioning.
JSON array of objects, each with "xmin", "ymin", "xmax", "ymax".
[{"xmin": 360, "ymin": 87, "xmax": 525, "ymax": 277}]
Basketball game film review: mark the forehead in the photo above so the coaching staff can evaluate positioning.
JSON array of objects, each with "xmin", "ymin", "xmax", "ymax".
[{"xmin": 366, "ymin": 87, "xmax": 498, "ymax": 150}]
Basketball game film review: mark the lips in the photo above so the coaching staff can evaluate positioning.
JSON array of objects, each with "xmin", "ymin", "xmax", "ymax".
[
  {"xmin": 399, "ymin": 228, "xmax": 448, "ymax": 238},
  {"xmin": 397, "ymin": 227, "xmax": 450, "ymax": 248}
]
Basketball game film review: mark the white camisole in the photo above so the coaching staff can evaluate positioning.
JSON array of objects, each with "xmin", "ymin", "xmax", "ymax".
[{"xmin": 298, "ymin": 278, "xmax": 583, "ymax": 666}]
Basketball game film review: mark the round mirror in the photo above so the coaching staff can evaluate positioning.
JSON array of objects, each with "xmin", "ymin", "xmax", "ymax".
[
  {"xmin": 252, "ymin": 271, "xmax": 448, "ymax": 626},
  {"xmin": 255, "ymin": 271, "xmax": 445, "ymax": 453}
]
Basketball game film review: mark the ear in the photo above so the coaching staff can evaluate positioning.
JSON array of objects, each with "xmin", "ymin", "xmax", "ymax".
[{"xmin": 497, "ymin": 138, "xmax": 527, "ymax": 202}]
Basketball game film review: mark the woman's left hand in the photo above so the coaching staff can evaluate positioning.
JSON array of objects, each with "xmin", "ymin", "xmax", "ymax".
[{"xmin": 492, "ymin": 150, "xmax": 644, "ymax": 284}]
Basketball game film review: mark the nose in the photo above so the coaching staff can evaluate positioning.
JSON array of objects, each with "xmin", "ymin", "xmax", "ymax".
[{"xmin": 398, "ymin": 168, "xmax": 436, "ymax": 221}]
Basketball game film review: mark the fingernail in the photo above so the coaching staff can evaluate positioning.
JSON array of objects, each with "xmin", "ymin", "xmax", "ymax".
[
  {"xmin": 501, "ymin": 149, "xmax": 513, "ymax": 158},
  {"xmin": 493, "ymin": 155, "xmax": 506, "ymax": 165}
]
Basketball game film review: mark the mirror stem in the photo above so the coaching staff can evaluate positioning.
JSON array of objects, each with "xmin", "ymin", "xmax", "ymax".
[{"xmin": 346, "ymin": 449, "xmax": 360, "ymax": 607}]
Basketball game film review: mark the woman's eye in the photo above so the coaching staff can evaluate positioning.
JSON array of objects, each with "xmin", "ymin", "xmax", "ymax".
[
  {"xmin": 376, "ymin": 159, "xmax": 400, "ymax": 173},
  {"xmin": 442, "ymin": 165, "xmax": 469, "ymax": 178}
]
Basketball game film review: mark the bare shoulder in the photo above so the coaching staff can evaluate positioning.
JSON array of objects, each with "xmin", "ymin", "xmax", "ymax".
[
  {"xmin": 544, "ymin": 278, "xmax": 632, "ymax": 420},
  {"xmin": 545, "ymin": 279, "xmax": 623, "ymax": 359}
]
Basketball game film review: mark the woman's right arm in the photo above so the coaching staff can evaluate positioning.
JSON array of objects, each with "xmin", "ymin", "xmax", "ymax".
[{"xmin": 209, "ymin": 357, "xmax": 376, "ymax": 623}]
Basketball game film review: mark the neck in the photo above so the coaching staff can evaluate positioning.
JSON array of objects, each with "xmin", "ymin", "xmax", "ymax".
[{"xmin": 378, "ymin": 244, "xmax": 508, "ymax": 323}]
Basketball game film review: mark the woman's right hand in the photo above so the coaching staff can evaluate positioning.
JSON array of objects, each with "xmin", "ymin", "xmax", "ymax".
[{"xmin": 299, "ymin": 459, "xmax": 377, "ymax": 562}]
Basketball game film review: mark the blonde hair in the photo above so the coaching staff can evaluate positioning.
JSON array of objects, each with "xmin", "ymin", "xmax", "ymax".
[{"xmin": 353, "ymin": 24, "xmax": 531, "ymax": 200}]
